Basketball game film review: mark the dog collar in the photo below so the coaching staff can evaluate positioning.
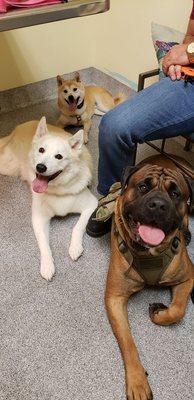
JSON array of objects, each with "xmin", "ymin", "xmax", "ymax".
[
  {"xmin": 76, "ymin": 115, "xmax": 82, "ymax": 123},
  {"xmin": 116, "ymin": 229, "xmax": 181, "ymax": 286}
]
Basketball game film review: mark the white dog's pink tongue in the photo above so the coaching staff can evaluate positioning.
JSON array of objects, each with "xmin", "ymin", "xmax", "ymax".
[
  {"xmin": 138, "ymin": 224, "xmax": 165, "ymax": 246},
  {"xmin": 32, "ymin": 177, "xmax": 48, "ymax": 193}
]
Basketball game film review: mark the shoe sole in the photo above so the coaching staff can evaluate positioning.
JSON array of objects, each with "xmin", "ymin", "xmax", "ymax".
[{"xmin": 86, "ymin": 224, "xmax": 111, "ymax": 238}]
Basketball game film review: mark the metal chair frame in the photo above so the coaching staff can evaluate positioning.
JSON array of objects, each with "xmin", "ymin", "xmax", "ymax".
[{"xmin": 132, "ymin": 68, "xmax": 193, "ymax": 164}]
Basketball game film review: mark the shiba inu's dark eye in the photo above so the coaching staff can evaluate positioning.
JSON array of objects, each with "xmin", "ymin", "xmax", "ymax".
[
  {"xmin": 64, "ymin": 90, "xmax": 68, "ymax": 93},
  {"xmin": 55, "ymin": 154, "xmax": 63, "ymax": 160},
  {"xmin": 39, "ymin": 147, "xmax": 45, "ymax": 153},
  {"xmin": 73, "ymin": 88, "xmax": 77, "ymax": 92}
]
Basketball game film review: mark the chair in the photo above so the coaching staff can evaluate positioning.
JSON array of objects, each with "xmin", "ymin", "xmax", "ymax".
[{"xmin": 137, "ymin": 68, "xmax": 194, "ymax": 155}]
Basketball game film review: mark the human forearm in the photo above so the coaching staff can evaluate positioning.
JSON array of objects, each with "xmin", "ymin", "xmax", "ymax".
[
  {"xmin": 183, "ymin": 34, "xmax": 194, "ymax": 44},
  {"xmin": 162, "ymin": 19, "xmax": 194, "ymax": 78},
  {"xmin": 183, "ymin": 20, "xmax": 194, "ymax": 43}
]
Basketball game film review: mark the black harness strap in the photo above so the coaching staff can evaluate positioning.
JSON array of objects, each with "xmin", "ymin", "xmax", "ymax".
[
  {"xmin": 76, "ymin": 99, "xmax": 85, "ymax": 124},
  {"xmin": 117, "ymin": 233, "xmax": 181, "ymax": 286}
]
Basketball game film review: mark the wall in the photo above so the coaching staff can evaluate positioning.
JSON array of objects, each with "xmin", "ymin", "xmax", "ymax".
[
  {"xmin": 0, "ymin": 0, "xmax": 192, "ymax": 90},
  {"xmin": 95, "ymin": 0, "xmax": 192, "ymax": 84},
  {"xmin": 0, "ymin": 15, "xmax": 97, "ymax": 90}
]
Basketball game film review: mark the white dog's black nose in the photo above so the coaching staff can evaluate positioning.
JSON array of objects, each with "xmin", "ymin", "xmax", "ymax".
[{"xmin": 36, "ymin": 163, "xmax": 47, "ymax": 173}]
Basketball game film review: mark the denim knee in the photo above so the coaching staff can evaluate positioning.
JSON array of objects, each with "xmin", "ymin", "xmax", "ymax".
[
  {"xmin": 99, "ymin": 112, "xmax": 134, "ymax": 149},
  {"xmin": 99, "ymin": 113, "xmax": 113, "ymax": 145}
]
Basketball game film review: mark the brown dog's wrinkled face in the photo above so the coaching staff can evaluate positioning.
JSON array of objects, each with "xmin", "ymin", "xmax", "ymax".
[
  {"xmin": 121, "ymin": 164, "xmax": 190, "ymax": 247},
  {"xmin": 57, "ymin": 73, "xmax": 85, "ymax": 113}
]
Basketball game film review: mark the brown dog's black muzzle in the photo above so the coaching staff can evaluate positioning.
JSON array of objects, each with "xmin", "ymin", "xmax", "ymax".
[
  {"xmin": 123, "ymin": 191, "xmax": 181, "ymax": 235},
  {"xmin": 147, "ymin": 195, "xmax": 168, "ymax": 212}
]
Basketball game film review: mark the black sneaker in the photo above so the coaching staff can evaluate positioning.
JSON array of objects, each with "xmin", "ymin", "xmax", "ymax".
[{"xmin": 86, "ymin": 209, "xmax": 112, "ymax": 238}]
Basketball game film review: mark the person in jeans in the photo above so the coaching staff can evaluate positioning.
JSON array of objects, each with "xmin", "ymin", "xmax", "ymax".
[{"xmin": 87, "ymin": 2, "xmax": 194, "ymax": 237}]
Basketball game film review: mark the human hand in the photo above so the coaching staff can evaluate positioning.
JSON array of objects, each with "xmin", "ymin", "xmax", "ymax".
[
  {"xmin": 167, "ymin": 64, "xmax": 182, "ymax": 80},
  {"xmin": 162, "ymin": 44, "xmax": 189, "ymax": 77}
]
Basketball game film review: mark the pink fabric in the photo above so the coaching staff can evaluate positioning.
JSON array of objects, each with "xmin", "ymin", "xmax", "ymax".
[
  {"xmin": 0, "ymin": 0, "xmax": 62, "ymax": 12},
  {"xmin": 6, "ymin": 0, "xmax": 61, "ymax": 6},
  {"xmin": 0, "ymin": 0, "xmax": 7, "ymax": 12}
]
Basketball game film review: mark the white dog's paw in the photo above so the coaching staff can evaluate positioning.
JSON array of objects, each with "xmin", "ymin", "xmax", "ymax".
[
  {"xmin": 40, "ymin": 259, "xmax": 55, "ymax": 281},
  {"xmin": 69, "ymin": 242, "xmax": 84, "ymax": 261}
]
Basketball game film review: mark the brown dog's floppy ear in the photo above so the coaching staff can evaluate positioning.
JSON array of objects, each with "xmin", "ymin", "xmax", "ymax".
[
  {"xmin": 57, "ymin": 75, "xmax": 64, "ymax": 86},
  {"xmin": 186, "ymin": 177, "xmax": 194, "ymax": 213},
  {"xmin": 121, "ymin": 165, "xmax": 141, "ymax": 194},
  {"xmin": 75, "ymin": 72, "xmax": 81, "ymax": 82}
]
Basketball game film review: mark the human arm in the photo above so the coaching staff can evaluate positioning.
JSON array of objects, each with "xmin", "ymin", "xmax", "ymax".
[{"xmin": 162, "ymin": 10, "xmax": 194, "ymax": 79}]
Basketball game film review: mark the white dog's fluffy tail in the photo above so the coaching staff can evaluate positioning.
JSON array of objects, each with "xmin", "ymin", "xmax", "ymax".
[
  {"xmin": 0, "ymin": 134, "xmax": 12, "ymax": 149},
  {"xmin": 0, "ymin": 134, "xmax": 19, "ymax": 176}
]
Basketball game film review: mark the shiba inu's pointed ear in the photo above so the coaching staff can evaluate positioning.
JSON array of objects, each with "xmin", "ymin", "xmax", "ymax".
[
  {"xmin": 69, "ymin": 130, "xmax": 84, "ymax": 150},
  {"xmin": 75, "ymin": 72, "xmax": 81, "ymax": 82},
  {"xmin": 57, "ymin": 75, "xmax": 64, "ymax": 86},
  {"xmin": 35, "ymin": 116, "xmax": 48, "ymax": 138}
]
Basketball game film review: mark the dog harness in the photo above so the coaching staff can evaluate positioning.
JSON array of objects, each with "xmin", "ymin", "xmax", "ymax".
[{"xmin": 116, "ymin": 229, "xmax": 181, "ymax": 286}]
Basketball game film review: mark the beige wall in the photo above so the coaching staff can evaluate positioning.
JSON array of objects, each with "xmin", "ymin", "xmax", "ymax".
[
  {"xmin": 0, "ymin": 0, "xmax": 192, "ymax": 90},
  {"xmin": 95, "ymin": 0, "xmax": 192, "ymax": 83}
]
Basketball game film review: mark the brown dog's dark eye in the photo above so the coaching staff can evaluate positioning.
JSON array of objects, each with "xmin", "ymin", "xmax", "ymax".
[
  {"xmin": 39, "ymin": 147, "xmax": 45, "ymax": 153},
  {"xmin": 171, "ymin": 190, "xmax": 180, "ymax": 199},
  {"xmin": 73, "ymin": 88, "xmax": 77, "ymax": 92},
  {"xmin": 138, "ymin": 183, "xmax": 148, "ymax": 193},
  {"xmin": 64, "ymin": 89, "xmax": 68, "ymax": 93},
  {"xmin": 169, "ymin": 183, "xmax": 181, "ymax": 200},
  {"xmin": 55, "ymin": 154, "xmax": 63, "ymax": 160}
]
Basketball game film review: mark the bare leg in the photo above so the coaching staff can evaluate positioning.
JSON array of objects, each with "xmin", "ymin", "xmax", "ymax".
[
  {"xmin": 32, "ymin": 200, "xmax": 55, "ymax": 281},
  {"xmin": 149, "ymin": 278, "xmax": 193, "ymax": 325},
  {"xmin": 105, "ymin": 284, "xmax": 153, "ymax": 400}
]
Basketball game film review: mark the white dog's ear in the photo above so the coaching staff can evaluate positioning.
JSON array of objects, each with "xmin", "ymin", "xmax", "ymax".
[
  {"xmin": 57, "ymin": 75, "xmax": 64, "ymax": 86},
  {"xmin": 35, "ymin": 116, "xmax": 48, "ymax": 138},
  {"xmin": 69, "ymin": 130, "xmax": 84, "ymax": 150}
]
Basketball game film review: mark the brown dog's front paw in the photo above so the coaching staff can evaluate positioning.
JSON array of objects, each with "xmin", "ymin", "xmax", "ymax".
[{"xmin": 126, "ymin": 371, "xmax": 153, "ymax": 400}]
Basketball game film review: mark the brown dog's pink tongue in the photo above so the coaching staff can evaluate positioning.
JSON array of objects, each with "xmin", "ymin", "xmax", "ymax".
[
  {"xmin": 138, "ymin": 224, "xmax": 165, "ymax": 246},
  {"xmin": 32, "ymin": 177, "xmax": 48, "ymax": 193}
]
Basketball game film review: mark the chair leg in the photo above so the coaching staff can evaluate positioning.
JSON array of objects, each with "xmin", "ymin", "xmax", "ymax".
[
  {"xmin": 161, "ymin": 138, "xmax": 166, "ymax": 152},
  {"xmin": 132, "ymin": 145, "xmax": 137, "ymax": 165},
  {"xmin": 184, "ymin": 138, "xmax": 193, "ymax": 151}
]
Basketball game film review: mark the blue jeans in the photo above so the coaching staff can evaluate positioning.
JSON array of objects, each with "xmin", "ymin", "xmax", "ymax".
[{"xmin": 98, "ymin": 77, "xmax": 194, "ymax": 195}]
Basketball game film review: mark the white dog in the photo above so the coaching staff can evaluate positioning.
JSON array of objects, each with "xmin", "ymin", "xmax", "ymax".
[{"xmin": 0, "ymin": 117, "xmax": 97, "ymax": 281}]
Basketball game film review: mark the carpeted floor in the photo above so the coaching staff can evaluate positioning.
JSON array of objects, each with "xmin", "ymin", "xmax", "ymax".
[{"xmin": 0, "ymin": 82, "xmax": 193, "ymax": 400}]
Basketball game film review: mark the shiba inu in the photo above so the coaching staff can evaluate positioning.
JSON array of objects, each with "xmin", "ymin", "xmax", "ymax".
[
  {"xmin": 0, "ymin": 117, "xmax": 97, "ymax": 281},
  {"xmin": 56, "ymin": 72, "xmax": 126, "ymax": 143}
]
